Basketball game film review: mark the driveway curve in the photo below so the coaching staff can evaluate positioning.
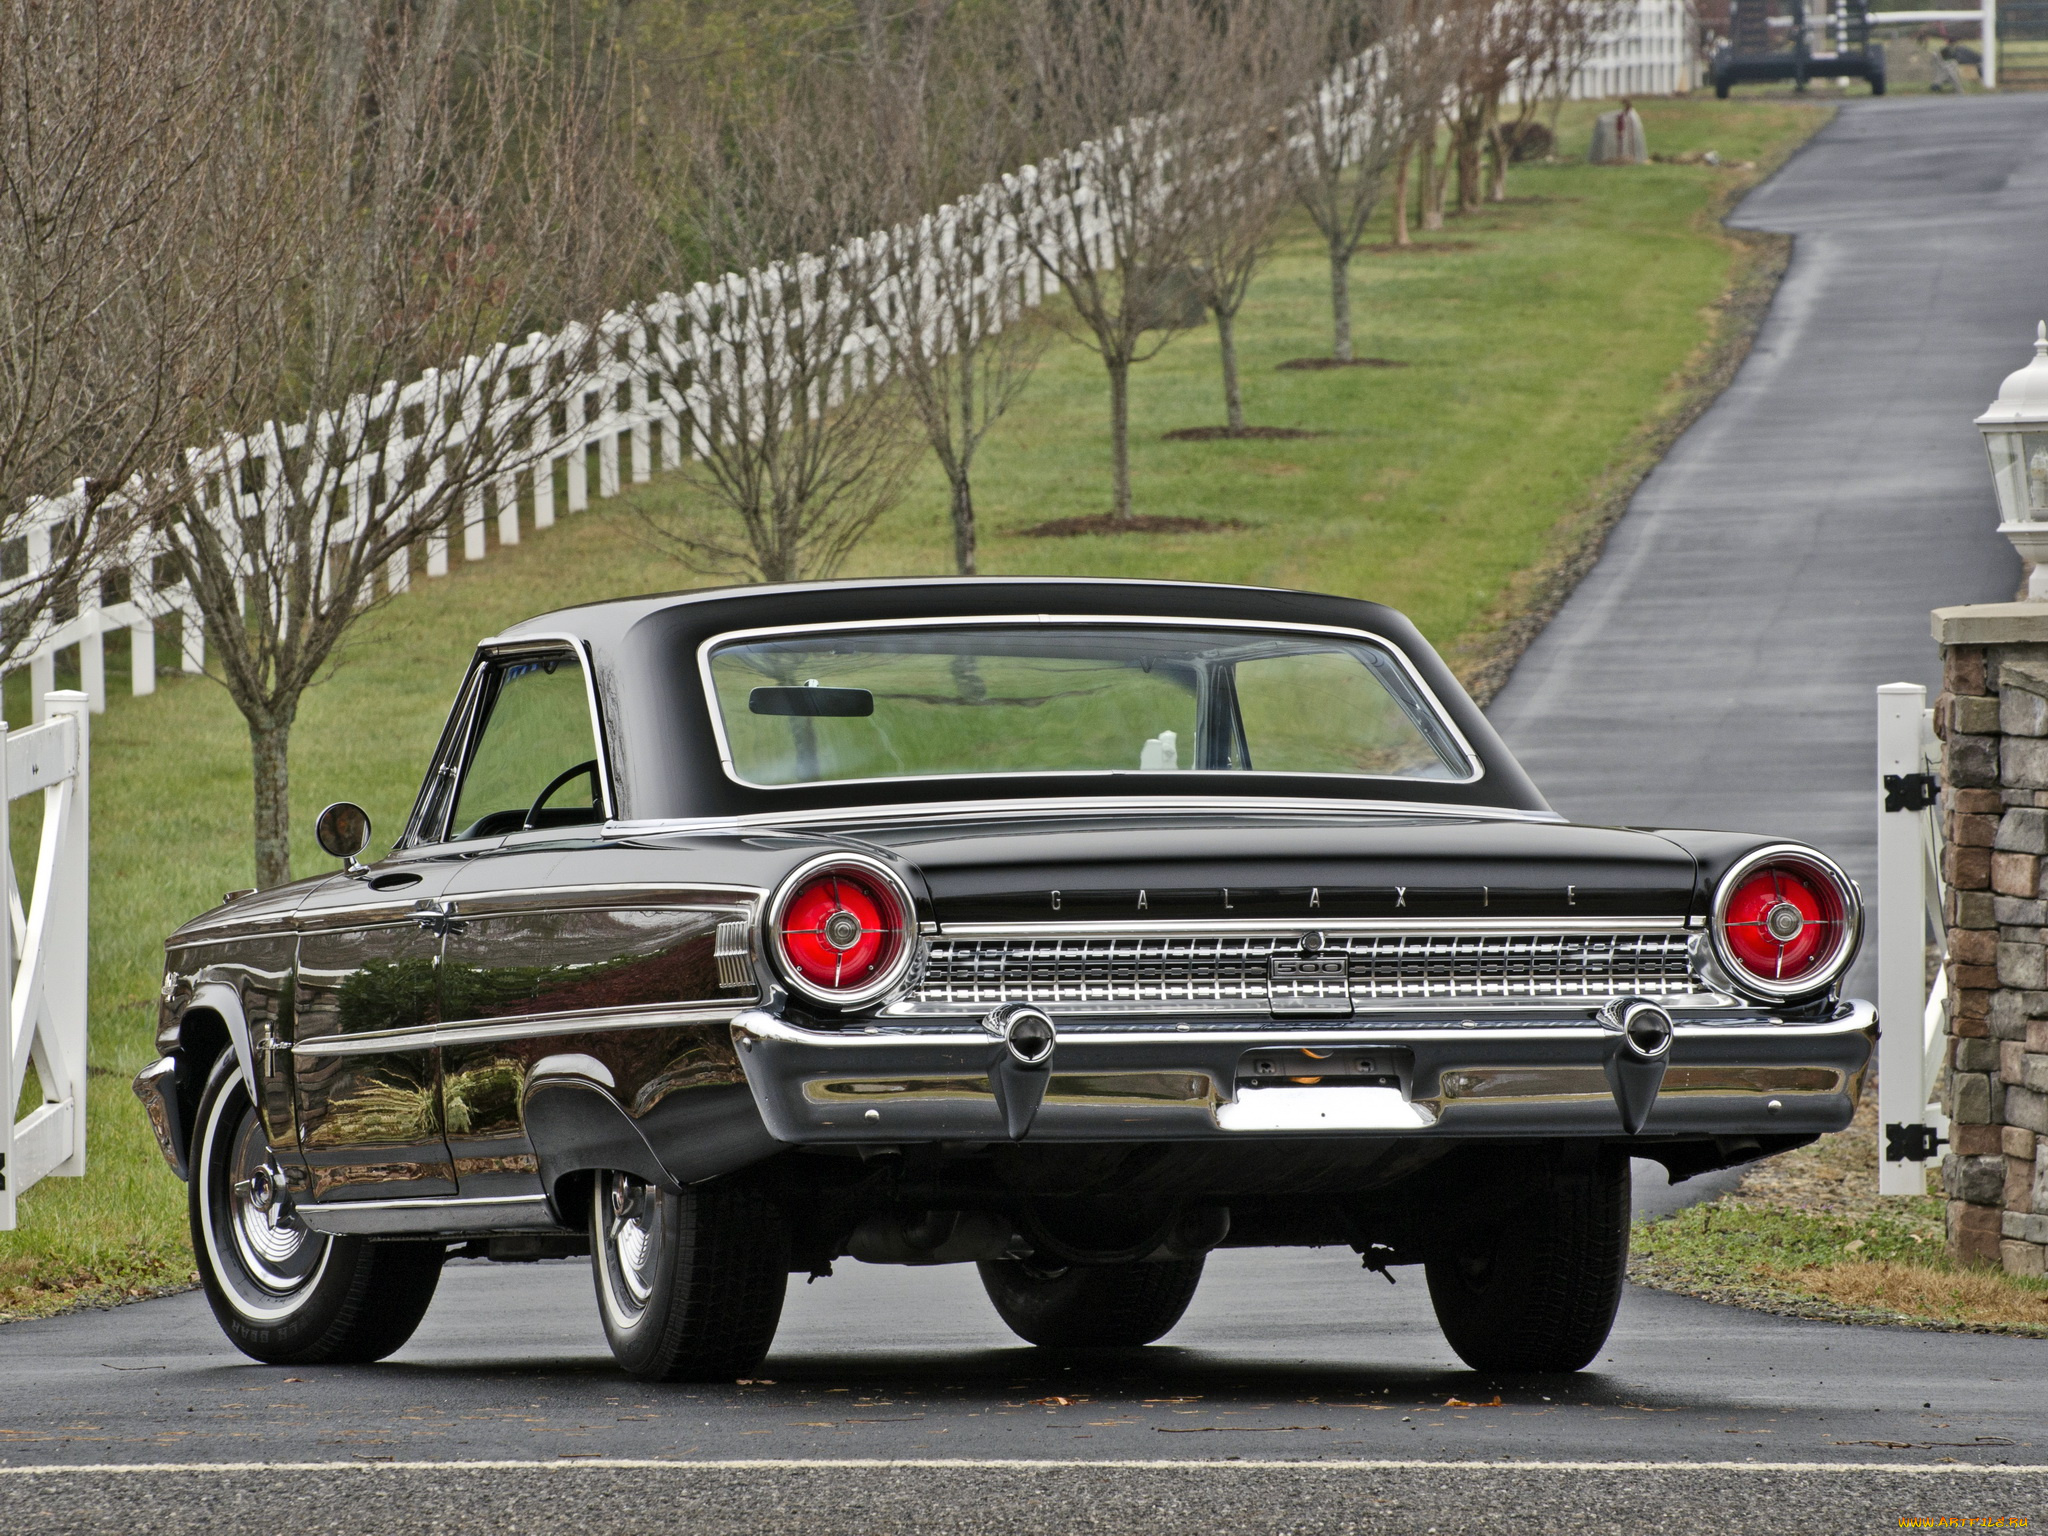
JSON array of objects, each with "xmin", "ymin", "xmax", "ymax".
[{"xmin": 1488, "ymin": 95, "xmax": 2048, "ymax": 1002}]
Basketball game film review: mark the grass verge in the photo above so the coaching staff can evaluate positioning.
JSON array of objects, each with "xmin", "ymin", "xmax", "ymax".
[
  {"xmin": 2, "ymin": 95, "xmax": 1832, "ymax": 1321},
  {"xmin": 1631, "ymin": 1099, "xmax": 2048, "ymax": 1337}
]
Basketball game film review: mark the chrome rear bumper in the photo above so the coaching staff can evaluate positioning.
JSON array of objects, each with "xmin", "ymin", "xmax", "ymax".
[{"xmin": 732, "ymin": 1000, "xmax": 1875, "ymax": 1145}]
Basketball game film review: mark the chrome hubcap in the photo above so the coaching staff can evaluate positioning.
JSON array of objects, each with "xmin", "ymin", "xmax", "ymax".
[
  {"xmin": 202, "ymin": 1078, "xmax": 328, "ymax": 1321},
  {"xmin": 602, "ymin": 1174, "xmax": 662, "ymax": 1320},
  {"xmin": 227, "ymin": 1125, "xmax": 313, "ymax": 1289}
]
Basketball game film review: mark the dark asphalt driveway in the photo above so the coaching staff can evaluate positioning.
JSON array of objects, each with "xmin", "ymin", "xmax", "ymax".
[
  {"xmin": 10, "ymin": 94, "xmax": 2048, "ymax": 1534},
  {"xmin": 1487, "ymin": 94, "xmax": 2046, "ymax": 998}
]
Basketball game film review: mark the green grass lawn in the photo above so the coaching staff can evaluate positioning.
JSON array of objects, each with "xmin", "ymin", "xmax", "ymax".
[
  {"xmin": 0, "ymin": 95, "xmax": 1831, "ymax": 1316},
  {"xmin": 1633, "ymin": 1199, "xmax": 2048, "ymax": 1336}
]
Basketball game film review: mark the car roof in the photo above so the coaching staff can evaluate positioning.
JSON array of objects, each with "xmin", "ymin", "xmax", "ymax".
[
  {"xmin": 488, "ymin": 576, "xmax": 1362, "ymax": 651},
  {"xmin": 473, "ymin": 577, "xmax": 1552, "ymax": 823}
]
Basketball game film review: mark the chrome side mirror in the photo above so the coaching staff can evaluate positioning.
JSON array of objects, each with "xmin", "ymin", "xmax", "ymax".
[{"xmin": 315, "ymin": 801, "xmax": 373, "ymax": 879}]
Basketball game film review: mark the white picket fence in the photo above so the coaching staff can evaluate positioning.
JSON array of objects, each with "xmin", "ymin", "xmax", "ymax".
[
  {"xmin": 1876, "ymin": 682, "xmax": 1953, "ymax": 1196},
  {"xmin": 1567, "ymin": 0, "xmax": 1699, "ymax": 99},
  {"xmin": 0, "ymin": 691, "xmax": 90, "ymax": 1231},
  {"xmin": 0, "ymin": 3, "xmax": 1697, "ymax": 724}
]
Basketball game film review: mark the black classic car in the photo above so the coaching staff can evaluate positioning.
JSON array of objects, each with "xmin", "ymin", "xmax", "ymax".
[{"xmin": 133, "ymin": 578, "xmax": 1871, "ymax": 1379}]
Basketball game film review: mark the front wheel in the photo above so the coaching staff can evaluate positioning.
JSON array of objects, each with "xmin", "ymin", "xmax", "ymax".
[
  {"xmin": 590, "ymin": 1172, "xmax": 789, "ymax": 1381},
  {"xmin": 1423, "ymin": 1149, "xmax": 1629, "ymax": 1374},
  {"xmin": 978, "ymin": 1257, "xmax": 1205, "ymax": 1347},
  {"xmin": 190, "ymin": 1053, "xmax": 444, "ymax": 1364}
]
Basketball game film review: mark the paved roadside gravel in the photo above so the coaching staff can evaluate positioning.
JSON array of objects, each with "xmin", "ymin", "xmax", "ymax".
[{"xmin": 3, "ymin": 1462, "xmax": 2043, "ymax": 1535}]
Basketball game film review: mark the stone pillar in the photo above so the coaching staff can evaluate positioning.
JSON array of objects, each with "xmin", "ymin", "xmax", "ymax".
[{"xmin": 1932, "ymin": 603, "xmax": 2048, "ymax": 1278}]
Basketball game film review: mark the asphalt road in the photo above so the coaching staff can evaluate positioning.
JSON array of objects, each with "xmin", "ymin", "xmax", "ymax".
[
  {"xmin": 1488, "ymin": 93, "xmax": 2047, "ymax": 998},
  {"xmin": 2, "ymin": 1251, "xmax": 2044, "ymax": 1531},
  {"xmin": 10, "ymin": 96, "xmax": 2048, "ymax": 1534}
]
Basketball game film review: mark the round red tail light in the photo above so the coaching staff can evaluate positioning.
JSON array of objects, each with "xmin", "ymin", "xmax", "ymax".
[
  {"xmin": 769, "ymin": 857, "xmax": 914, "ymax": 1006},
  {"xmin": 1711, "ymin": 848, "xmax": 1859, "ymax": 999}
]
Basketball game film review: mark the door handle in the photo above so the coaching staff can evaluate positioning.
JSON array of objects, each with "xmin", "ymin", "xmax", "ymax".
[{"xmin": 410, "ymin": 899, "xmax": 465, "ymax": 937}]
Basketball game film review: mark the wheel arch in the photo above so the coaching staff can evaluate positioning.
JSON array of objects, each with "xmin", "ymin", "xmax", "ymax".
[{"xmin": 172, "ymin": 986, "xmax": 257, "ymax": 1156}]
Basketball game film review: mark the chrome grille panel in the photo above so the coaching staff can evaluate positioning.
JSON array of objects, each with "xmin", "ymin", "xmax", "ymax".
[{"xmin": 906, "ymin": 929, "xmax": 1697, "ymax": 1013}]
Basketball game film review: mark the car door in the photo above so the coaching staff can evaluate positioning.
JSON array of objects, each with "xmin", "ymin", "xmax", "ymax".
[
  {"xmin": 291, "ymin": 849, "xmax": 464, "ymax": 1203},
  {"xmin": 418, "ymin": 644, "xmax": 615, "ymax": 1199},
  {"xmin": 420, "ymin": 644, "xmax": 755, "ymax": 1198}
]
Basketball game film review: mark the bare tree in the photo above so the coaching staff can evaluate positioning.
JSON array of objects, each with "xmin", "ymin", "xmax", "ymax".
[
  {"xmin": 1183, "ymin": 10, "xmax": 1301, "ymax": 434},
  {"xmin": 637, "ymin": 66, "xmax": 921, "ymax": 585},
  {"xmin": 1003, "ymin": 0, "xmax": 1232, "ymax": 525},
  {"xmin": 857, "ymin": 1, "xmax": 1048, "ymax": 576},
  {"xmin": 1284, "ymin": 0, "xmax": 1459, "ymax": 363},
  {"xmin": 0, "ymin": 0, "xmax": 248, "ymax": 671},
  {"xmin": 163, "ymin": 7, "xmax": 644, "ymax": 888},
  {"xmin": 1485, "ymin": 0, "xmax": 1631, "ymax": 200},
  {"xmin": 1446, "ymin": 0, "xmax": 1627, "ymax": 212}
]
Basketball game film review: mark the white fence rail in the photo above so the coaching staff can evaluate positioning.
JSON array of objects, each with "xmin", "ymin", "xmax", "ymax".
[
  {"xmin": 1564, "ymin": 0, "xmax": 1698, "ymax": 98},
  {"xmin": 1876, "ymin": 682, "xmax": 1952, "ymax": 1196},
  {"xmin": 0, "ymin": 691, "xmax": 90, "ymax": 1231},
  {"xmin": 0, "ymin": 4, "xmax": 1697, "ymax": 722}
]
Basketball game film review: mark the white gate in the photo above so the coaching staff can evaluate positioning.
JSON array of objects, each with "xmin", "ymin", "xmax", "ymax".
[
  {"xmin": 0, "ymin": 690, "xmax": 91, "ymax": 1230},
  {"xmin": 1876, "ymin": 681, "xmax": 1951, "ymax": 1196}
]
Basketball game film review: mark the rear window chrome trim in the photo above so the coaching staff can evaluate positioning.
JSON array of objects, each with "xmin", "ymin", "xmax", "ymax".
[
  {"xmin": 602, "ymin": 795, "xmax": 1567, "ymax": 840},
  {"xmin": 695, "ymin": 614, "xmax": 1485, "ymax": 793}
]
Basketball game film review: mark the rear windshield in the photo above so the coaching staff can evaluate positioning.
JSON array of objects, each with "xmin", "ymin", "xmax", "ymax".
[{"xmin": 704, "ymin": 624, "xmax": 1470, "ymax": 788}]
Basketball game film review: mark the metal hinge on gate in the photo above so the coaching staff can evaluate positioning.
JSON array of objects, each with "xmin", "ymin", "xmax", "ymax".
[
  {"xmin": 1885, "ymin": 1122, "xmax": 1947, "ymax": 1162},
  {"xmin": 1882, "ymin": 773, "xmax": 1939, "ymax": 813}
]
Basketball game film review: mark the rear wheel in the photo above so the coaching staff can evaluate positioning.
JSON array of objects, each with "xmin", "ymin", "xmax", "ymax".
[
  {"xmin": 978, "ymin": 1257, "xmax": 1205, "ymax": 1347},
  {"xmin": 190, "ymin": 1053, "xmax": 444, "ymax": 1364},
  {"xmin": 1423, "ymin": 1149, "xmax": 1629, "ymax": 1374},
  {"xmin": 591, "ymin": 1172, "xmax": 789, "ymax": 1381}
]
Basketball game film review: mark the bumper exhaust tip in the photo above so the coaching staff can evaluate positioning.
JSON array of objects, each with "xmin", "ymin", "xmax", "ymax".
[
  {"xmin": 1602, "ymin": 996, "xmax": 1674, "ymax": 1061},
  {"xmin": 984, "ymin": 1002, "xmax": 1057, "ymax": 1067},
  {"xmin": 1599, "ymin": 996, "xmax": 1673, "ymax": 1134}
]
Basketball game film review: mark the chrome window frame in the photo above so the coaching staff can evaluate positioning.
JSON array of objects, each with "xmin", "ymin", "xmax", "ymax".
[
  {"xmin": 694, "ymin": 614, "xmax": 1486, "ymax": 793},
  {"xmin": 400, "ymin": 633, "xmax": 618, "ymax": 850}
]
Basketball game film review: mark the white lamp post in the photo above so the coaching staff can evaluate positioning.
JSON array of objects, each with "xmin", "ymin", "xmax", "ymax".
[{"xmin": 1980, "ymin": 321, "xmax": 2048, "ymax": 599}]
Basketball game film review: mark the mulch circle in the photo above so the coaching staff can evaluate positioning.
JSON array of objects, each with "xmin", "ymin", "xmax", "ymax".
[
  {"xmin": 1159, "ymin": 425, "xmax": 1326, "ymax": 442},
  {"xmin": 1020, "ymin": 514, "xmax": 1244, "ymax": 538},
  {"xmin": 1363, "ymin": 240, "xmax": 1478, "ymax": 255},
  {"xmin": 1275, "ymin": 356, "xmax": 1409, "ymax": 371}
]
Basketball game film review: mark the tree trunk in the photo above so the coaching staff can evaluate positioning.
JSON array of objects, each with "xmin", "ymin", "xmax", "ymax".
[
  {"xmin": 1328, "ymin": 249, "xmax": 1352, "ymax": 363},
  {"xmin": 1456, "ymin": 120, "xmax": 1483, "ymax": 213},
  {"xmin": 1488, "ymin": 120, "xmax": 1509, "ymax": 202},
  {"xmin": 949, "ymin": 471, "xmax": 977, "ymax": 576},
  {"xmin": 250, "ymin": 715, "xmax": 294, "ymax": 890},
  {"xmin": 1392, "ymin": 140, "xmax": 1412, "ymax": 247},
  {"xmin": 1217, "ymin": 306, "xmax": 1245, "ymax": 433},
  {"xmin": 1420, "ymin": 127, "xmax": 1444, "ymax": 231},
  {"xmin": 1108, "ymin": 356, "xmax": 1132, "ymax": 522}
]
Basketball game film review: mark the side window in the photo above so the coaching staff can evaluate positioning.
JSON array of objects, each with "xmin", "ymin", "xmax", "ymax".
[{"xmin": 448, "ymin": 654, "xmax": 604, "ymax": 840}]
